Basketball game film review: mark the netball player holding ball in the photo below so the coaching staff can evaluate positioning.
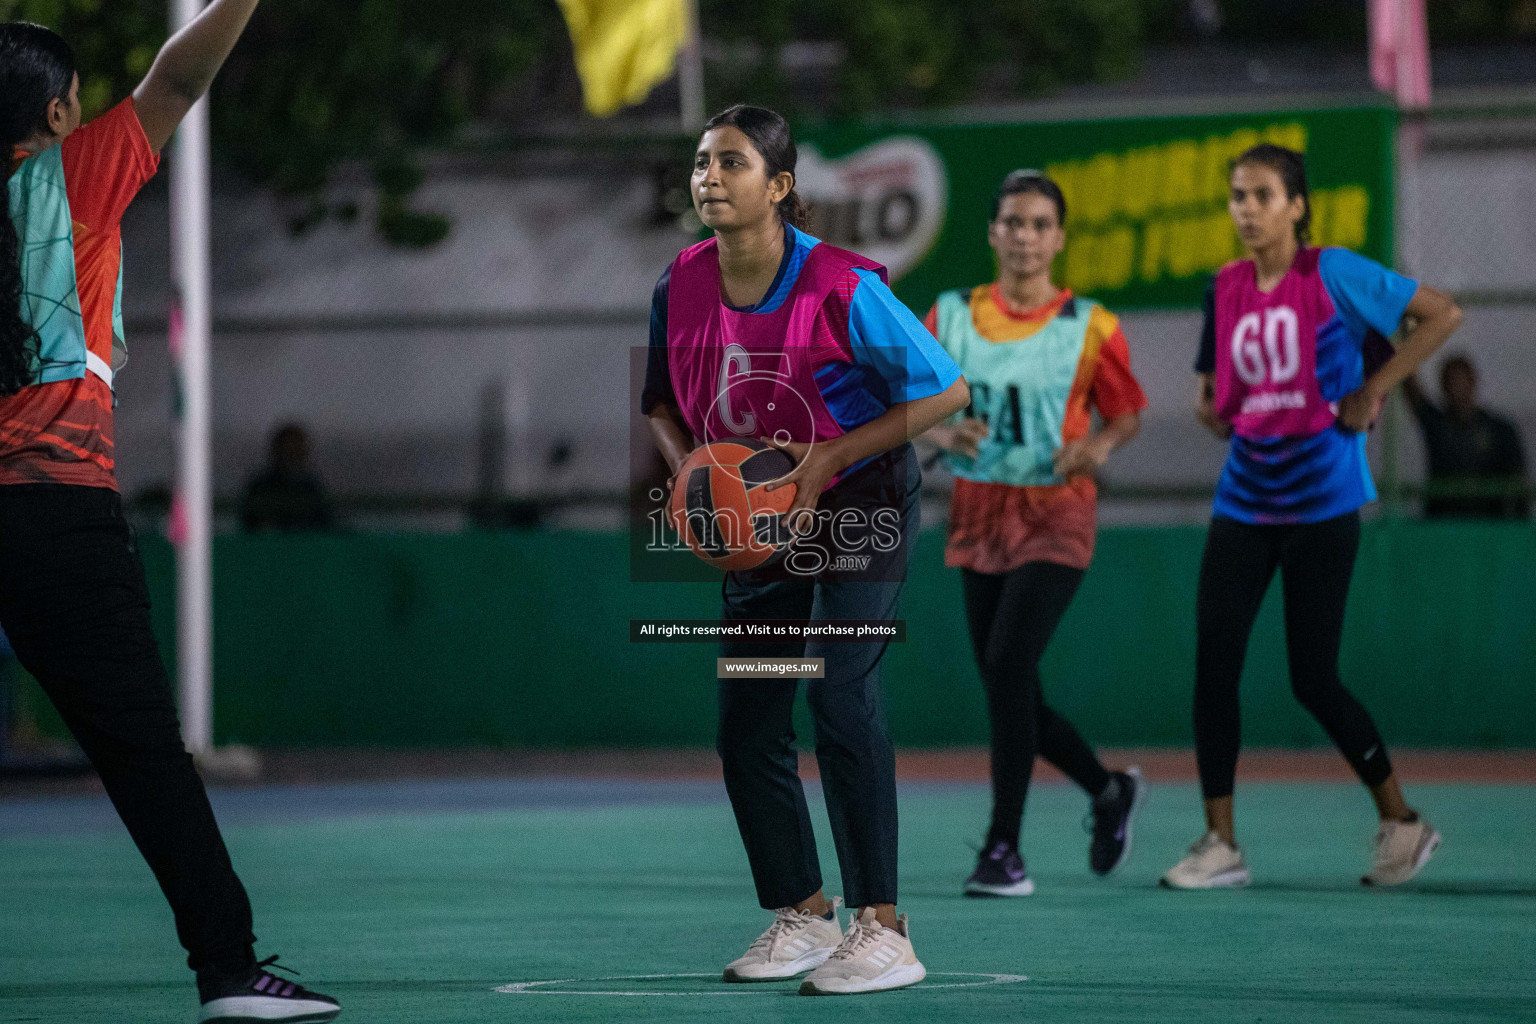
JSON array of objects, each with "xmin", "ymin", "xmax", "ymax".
[
  {"xmin": 642, "ymin": 105, "xmax": 967, "ymax": 995},
  {"xmin": 922, "ymin": 171, "xmax": 1148, "ymax": 896},
  {"xmin": 1, "ymin": 10, "xmax": 339, "ymax": 1023},
  {"xmin": 1162, "ymin": 145, "xmax": 1463, "ymax": 890}
]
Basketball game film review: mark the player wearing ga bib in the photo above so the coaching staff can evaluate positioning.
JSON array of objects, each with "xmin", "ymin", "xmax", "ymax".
[
  {"xmin": 926, "ymin": 286, "xmax": 1144, "ymax": 571},
  {"xmin": 920, "ymin": 171, "xmax": 1147, "ymax": 897}
]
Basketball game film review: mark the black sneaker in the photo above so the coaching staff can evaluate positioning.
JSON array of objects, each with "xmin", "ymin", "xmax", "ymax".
[
  {"xmin": 197, "ymin": 955, "xmax": 341, "ymax": 1023},
  {"xmin": 963, "ymin": 840, "xmax": 1035, "ymax": 897},
  {"xmin": 1087, "ymin": 767, "xmax": 1146, "ymax": 876}
]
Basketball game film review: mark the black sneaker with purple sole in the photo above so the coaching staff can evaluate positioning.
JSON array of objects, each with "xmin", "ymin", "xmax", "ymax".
[
  {"xmin": 1087, "ymin": 767, "xmax": 1147, "ymax": 876},
  {"xmin": 963, "ymin": 840, "xmax": 1035, "ymax": 897},
  {"xmin": 197, "ymin": 955, "xmax": 341, "ymax": 1023}
]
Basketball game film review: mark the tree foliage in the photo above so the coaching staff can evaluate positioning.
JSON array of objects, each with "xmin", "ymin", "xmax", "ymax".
[
  {"xmin": 703, "ymin": 0, "xmax": 1146, "ymax": 114},
  {"xmin": 3, "ymin": 0, "xmax": 566, "ymax": 246},
  {"xmin": 6, "ymin": 0, "xmax": 1531, "ymax": 246}
]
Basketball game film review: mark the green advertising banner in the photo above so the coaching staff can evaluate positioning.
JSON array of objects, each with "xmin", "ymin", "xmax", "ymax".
[{"xmin": 795, "ymin": 105, "xmax": 1397, "ymax": 312}]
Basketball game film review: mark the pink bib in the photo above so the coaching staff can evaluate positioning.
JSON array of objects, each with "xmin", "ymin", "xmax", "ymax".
[
  {"xmin": 1213, "ymin": 247, "xmax": 1338, "ymax": 439},
  {"xmin": 666, "ymin": 237, "xmax": 887, "ymax": 490}
]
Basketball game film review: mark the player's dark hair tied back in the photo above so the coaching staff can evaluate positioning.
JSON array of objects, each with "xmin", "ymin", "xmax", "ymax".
[
  {"xmin": 701, "ymin": 104, "xmax": 811, "ymax": 231},
  {"xmin": 992, "ymin": 169, "xmax": 1067, "ymax": 226},
  {"xmin": 0, "ymin": 22, "xmax": 77, "ymax": 397},
  {"xmin": 1232, "ymin": 143, "xmax": 1312, "ymax": 246}
]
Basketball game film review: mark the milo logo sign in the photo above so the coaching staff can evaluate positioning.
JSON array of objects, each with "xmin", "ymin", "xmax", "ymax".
[
  {"xmin": 798, "ymin": 107, "xmax": 1394, "ymax": 311},
  {"xmin": 796, "ymin": 137, "xmax": 947, "ymax": 282}
]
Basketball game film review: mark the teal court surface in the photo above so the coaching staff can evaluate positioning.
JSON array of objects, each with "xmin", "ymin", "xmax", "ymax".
[{"xmin": 3, "ymin": 776, "xmax": 1534, "ymax": 1023}]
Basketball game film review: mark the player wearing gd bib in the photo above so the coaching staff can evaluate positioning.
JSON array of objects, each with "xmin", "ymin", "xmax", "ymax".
[
  {"xmin": 921, "ymin": 171, "xmax": 1148, "ymax": 896},
  {"xmin": 1162, "ymin": 145, "xmax": 1464, "ymax": 891}
]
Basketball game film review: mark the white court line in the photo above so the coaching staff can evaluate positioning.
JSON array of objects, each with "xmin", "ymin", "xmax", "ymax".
[{"xmin": 494, "ymin": 971, "xmax": 1028, "ymax": 996}]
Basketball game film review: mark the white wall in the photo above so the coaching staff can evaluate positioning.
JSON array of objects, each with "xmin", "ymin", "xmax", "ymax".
[{"xmin": 109, "ymin": 146, "xmax": 1536, "ymax": 515}]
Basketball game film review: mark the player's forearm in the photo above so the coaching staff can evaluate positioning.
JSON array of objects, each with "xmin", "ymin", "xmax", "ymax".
[
  {"xmin": 646, "ymin": 405, "xmax": 694, "ymax": 473},
  {"xmin": 1194, "ymin": 373, "xmax": 1226, "ymax": 434},
  {"xmin": 1365, "ymin": 287, "xmax": 1463, "ymax": 402},
  {"xmin": 143, "ymin": 0, "xmax": 260, "ymax": 103},
  {"xmin": 1090, "ymin": 412, "xmax": 1140, "ymax": 460},
  {"xmin": 826, "ymin": 376, "xmax": 970, "ymax": 470}
]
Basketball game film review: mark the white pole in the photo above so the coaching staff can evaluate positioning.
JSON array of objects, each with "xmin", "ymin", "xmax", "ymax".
[
  {"xmin": 170, "ymin": 0, "xmax": 214, "ymax": 755},
  {"xmin": 679, "ymin": 0, "xmax": 705, "ymax": 132},
  {"xmin": 1369, "ymin": 0, "xmax": 1431, "ymax": 517}
]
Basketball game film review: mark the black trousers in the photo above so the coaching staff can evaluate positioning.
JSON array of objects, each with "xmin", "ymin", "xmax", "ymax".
[
  {"xmin": 0, "ymin": 485, "xmax": 255, "ymax": 974},
  {"xmin": 716, "ymin": 446, "xmax": 917, "ymax": 909},
  {"xmin": 1194, "ymin": 512, "xmax": 1393, "ymax": 799},
  {"xmin": 962, "ymin": 561, "xmax": 1110, "ymax": 848}
]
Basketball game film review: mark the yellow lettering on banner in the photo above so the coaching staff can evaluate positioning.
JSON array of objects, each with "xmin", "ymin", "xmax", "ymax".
[
  {"xmin": 1168, "ymin": 215, "xmax": 1207, "ymax": 278},
  {"xmin": 1064, "ymin": 234, "xmax": 1096, "ymax": 292},
  {"xmin": 1039, "ymin": 121, "xmax": 1365, "ymax": 288},
  {"xmin": 1079, "ymin": 151, "xmax": 1119, "ymax": 225},
  {"xmin": 1263, "ymin": 122, "xmax": 1309, "ymax": 153},
  {"xmin": 1314, "ymin": 185, "xmax": 1370, "ymax": 249},
  {"xmin": 1163, "ymin": 212, "xmax": 1225, "ymax": 279},
  {"xmin": 1310, "ymin": 188, "xmax": 1331, "ymax": 246},
  {"xmin": 1139, "ymin": 219, "xmax": 1170, "ymax": 282},
  {"xmin": 1205, "ymin": 211, "xmax": 1242, "ymax": 270},
  {"xmin": 1099, "ymin": 227, "xmax": 1136, "ymax": 290},
  {"xmin": 1045, "ymin": 160, "xmax": 1080, "ymax": 225},
  {"xmin": 1197, "ymin": 134, "xmax": 1231, "ymax": 208},
  {"xmin": 1226, "ymin": 128, "xmax": 1262, "ymax": 164},
  {"xmin": 1120, "ymin": 146, "xmax": 1161, "ymax": 220},
  {"xmin": 1160, "ymin": 140, "xmax": 1200, "ymax": 212}
]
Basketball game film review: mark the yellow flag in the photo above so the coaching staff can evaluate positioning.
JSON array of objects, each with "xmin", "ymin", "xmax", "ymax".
[{"xmin": 556, "ymin": 0, "xmax": 690, "ymax": 118}]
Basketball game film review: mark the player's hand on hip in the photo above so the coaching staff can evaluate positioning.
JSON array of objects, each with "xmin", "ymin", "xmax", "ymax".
[
  {"xmin": 1052, "ymin": 437, "xmax": 1108, "ymax": 480},
  {"xmin": 939, "ymin": 418, "xmax": 989, "ymax": 459},
  {"xmin": 1335, "ymin": 386, "xmax": 1384, "ymax": 433},
  {"xmin": 1196, "ymin": 401, "xmax": 1233, "ymax": 440}
]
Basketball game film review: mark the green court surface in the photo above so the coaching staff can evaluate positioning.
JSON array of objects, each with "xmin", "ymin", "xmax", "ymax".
[{"xmin": 3, "ymin": 779, "xmax": 1533, "ymax": 1023}]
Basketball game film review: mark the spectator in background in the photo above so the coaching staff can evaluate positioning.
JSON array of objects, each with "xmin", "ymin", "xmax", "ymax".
[
  {"xmin": 241, "ymin": 423, "xmax": 334, "ymax": 531},
  {"xmin": 1404, "ymin": 355, "xmax": 1529, "ymax": 519}
]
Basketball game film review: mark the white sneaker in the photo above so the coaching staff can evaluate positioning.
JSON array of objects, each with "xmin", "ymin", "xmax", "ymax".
[
  {"xmin": 1362, "ymin": 816, "xmax": 1441, "ymax": 886},
  {"xmin": 722, "ymin": 899, "xmax": 844, "ymax": 982},
  {"xmin": 1160, "ymin": 831, "xmax": 1251, "ymax": 889},
  {"xmin": 799, "ymin": 907, "xmax": 926, "ymax": 996}
]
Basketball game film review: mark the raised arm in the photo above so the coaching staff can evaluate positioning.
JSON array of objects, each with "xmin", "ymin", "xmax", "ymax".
[{"xmin": 131, "ymin": 0, "xmax": 261, "ymax": 153}]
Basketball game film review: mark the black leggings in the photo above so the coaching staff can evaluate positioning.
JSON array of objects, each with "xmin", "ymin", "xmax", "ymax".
[
  {"xmin": 1195, "ymin": 512, "xmax": 1393, "ymax": 799},
  {"xmin": 0, "ymin": 486, "xmax": 256, "ymax": 975},
  {"xmin": 963, "ymin": 561, "xmax": 1110, "ymax": 848}
]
